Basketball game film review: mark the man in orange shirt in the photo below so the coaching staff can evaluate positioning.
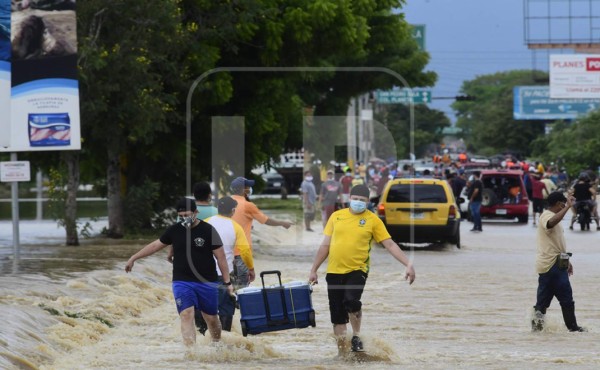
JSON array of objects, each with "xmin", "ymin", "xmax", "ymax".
[{"xmin": 230, "ymin": 177, "xmax": 293, "ymax": 288}]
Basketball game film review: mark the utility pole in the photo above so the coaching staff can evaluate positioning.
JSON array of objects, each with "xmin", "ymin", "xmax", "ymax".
[{"xmin": 347, "ymin": 98, "xmax": 357, "ymax": 170}]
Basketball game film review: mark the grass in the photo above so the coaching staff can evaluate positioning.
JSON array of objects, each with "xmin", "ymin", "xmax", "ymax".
[{"xmin": 252, "ymin": 197, "xmax": 302, "ymax": 211}]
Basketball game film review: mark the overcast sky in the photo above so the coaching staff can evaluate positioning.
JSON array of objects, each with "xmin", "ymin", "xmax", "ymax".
[{"xmin": 402, "ymin": 0, "xmax": 554, "ymax": 122}]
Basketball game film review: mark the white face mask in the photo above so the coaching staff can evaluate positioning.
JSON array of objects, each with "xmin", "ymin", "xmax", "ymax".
[
  {"xmin": 180, "ymin": 214, "xmax": 196, "ymax": 228},
  {"xmin": 349, "ymin": 200, "xmax": 367, "ymax": 213},
  {"xmin": 245, "ymin": 187, "xmax": 253, "ymax": 196},
  {"xmin": 305, "ymin": 176, "xmax": 313, "ymax": 181}
]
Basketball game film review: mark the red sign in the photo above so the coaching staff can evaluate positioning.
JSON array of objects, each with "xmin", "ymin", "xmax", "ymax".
[{"xmin": 587, "ymin": 58, "xmax": 600, "ymax": 71}]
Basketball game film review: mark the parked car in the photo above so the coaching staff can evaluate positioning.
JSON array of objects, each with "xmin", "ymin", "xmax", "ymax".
[
  {"xmin": 475, "ymin": 169, "xmax": 529, "ymax": 223},
  {"xmin": 377, "ymin": 178, "xmax": 462, "ymax": 248},
  {"xmin": 260, "ymin": 170, "xmax": 286, "ymax": 194}
]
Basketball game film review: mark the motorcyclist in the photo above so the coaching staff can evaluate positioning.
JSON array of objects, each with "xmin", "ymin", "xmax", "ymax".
[{"xmin": 569, "ymin": 173, "xmax": 599, "ymax": 230}]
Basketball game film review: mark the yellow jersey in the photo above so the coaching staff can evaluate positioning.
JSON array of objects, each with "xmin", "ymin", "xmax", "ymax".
[{"xmin": 324, "ymin": 208, "xmax": 391, "ymax": 274}]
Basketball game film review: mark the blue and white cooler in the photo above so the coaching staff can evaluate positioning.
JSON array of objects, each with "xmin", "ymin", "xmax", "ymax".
[{"xmin": 237, "ymin": 270, "xmax": 316, "ymax": 336}]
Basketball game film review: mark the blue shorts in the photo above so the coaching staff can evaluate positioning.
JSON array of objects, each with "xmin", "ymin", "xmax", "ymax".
[{"xmin": 172, "ymin": 281, "xmax": 218, "ymax": 315}]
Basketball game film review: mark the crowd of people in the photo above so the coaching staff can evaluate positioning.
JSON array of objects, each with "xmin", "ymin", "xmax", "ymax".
[
  {"xmin": 122, "ymin": 155, "xmax": 595, "ymax": 353},
  {"xmin": 123, "ymin": 175, "xmax": 416, "ymax": 355}
]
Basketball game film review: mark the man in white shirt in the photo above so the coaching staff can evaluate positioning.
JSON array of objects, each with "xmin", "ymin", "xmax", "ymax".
[{"xmin": 204, "ymin": 196, "xmax": 254, "ymax": 332}]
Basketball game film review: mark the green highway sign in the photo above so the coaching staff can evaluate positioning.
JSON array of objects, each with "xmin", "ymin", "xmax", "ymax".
[
  {"xmin": 376, "ymin": 89, "xmax": 432, "ymax": 104},
  {"xmin": 513, "ymin": 86, "xmax": 600, "ymax": 120},
  {"xmin": 411, "ymin": 24, "xmax": 426, "ymax": 50}
]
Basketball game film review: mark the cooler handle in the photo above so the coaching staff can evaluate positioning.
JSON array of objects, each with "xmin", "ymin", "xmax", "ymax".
[
  {"xmin": 259, "ymin": 270, "xmax": 289, "ymax": 326},
  {"xmin": 260, "ymin": 270, "xmax": 283, "ymax": 288}
]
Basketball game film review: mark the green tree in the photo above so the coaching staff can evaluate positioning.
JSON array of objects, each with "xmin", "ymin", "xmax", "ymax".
[
  {"xmin": 375, "ymin": 104, "xmax": 450, "ymax": 159},
  {"xmin": 77, "ymin": 0, "xmax": 188, "ymax": 237},
  {"xmin": 72, "ymin": 0, "xmax": 436, "ymax": 236},
  {"xmin": 531, "ymin": 111, "xmax": 600, "ymax": 176},
  {"xmin": 454, "ymin": 70, "xmax": 547, "ymax": 157},
  {"xmin": 194, "ymin": 0, "xmax": 436, "ymax": 168}
]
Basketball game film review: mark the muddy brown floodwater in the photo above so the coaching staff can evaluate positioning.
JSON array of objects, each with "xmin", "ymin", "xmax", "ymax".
[{"xmin": 2, "ymin": 212, "xmax": 600, "ymax": 369}]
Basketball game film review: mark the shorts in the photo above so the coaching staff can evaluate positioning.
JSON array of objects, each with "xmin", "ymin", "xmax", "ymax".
[
  {"xmin": 217, "ymin": 277, "xmax": 236, "ymax": 317},
  {"xmin": 326, "ymin": 270, "xmax": 368, "ymax": 325},
  {"xmin": 172, "ymin": 281, "xmax": 218, "ymax": 315},
  {"xmin": 232, "ymin": 255, "xmax": 250, "ymax": 290},
  {"xmin": 532, "ymin": 198, "xmax": 544, "ymax": 213}
]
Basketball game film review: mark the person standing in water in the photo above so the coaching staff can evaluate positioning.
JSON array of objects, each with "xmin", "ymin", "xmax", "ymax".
[
  {"xmin": 308, "ymin": 185, "xmax": 416, "ymax": 354},
  {"xmin": 125, "ymin": 198, "xmax": 233, "ymax": 346}
]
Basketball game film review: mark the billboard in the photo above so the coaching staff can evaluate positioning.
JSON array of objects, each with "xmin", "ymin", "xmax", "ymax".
[
  {"xmin": 514, "ymin": 86, "xmax": 600, "ymax": 120},
  {"xmin": 550, "ymin": 54, "xmax": 600, "ymax": 99},
  {"xmin": 0, "ymin": 0, "xmax": 80, "ymax": 152}
]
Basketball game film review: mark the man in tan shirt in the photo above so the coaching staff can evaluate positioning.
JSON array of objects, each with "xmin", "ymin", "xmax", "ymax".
[{"xmin": 532, "ymin": 191, "xmax": 586, "ymax": 332}]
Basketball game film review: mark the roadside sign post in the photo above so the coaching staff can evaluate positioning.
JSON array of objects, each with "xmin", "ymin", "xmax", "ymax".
[
  {"xmin": 411, "ymin": 24, "xmax": 426, "ymax": 51},
  {"xmin": 1, "ymin": 156, "xmax": 31, "ymax": 260},
  {"xmin": 375, "ymin": 89, "xmax": 432, "ymax": 104}
]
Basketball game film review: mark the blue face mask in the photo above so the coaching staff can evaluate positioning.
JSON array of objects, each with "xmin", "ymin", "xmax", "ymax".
[{"xmin": 349, "ymin": 200, "xmax": 367, "ymax": 213}]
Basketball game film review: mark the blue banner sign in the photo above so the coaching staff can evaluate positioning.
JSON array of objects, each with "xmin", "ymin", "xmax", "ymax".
[{"xmin": 514, "ymin": 86, "xmax": 600, "ymax": 120}]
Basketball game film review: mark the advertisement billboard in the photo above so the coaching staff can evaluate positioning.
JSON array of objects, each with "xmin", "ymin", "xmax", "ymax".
[
  {"xmin": 550, "ymin": 54, "xmax": 600, "ymax": 99},
  {"xmin": 0, "ymin": 0, "xmax": 80, "ymax": 152}
]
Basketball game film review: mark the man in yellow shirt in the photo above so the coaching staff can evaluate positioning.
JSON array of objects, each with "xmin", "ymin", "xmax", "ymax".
[
  {"xmin": 308, "ymin": 185, "xmax": 416, "ymax": 354},
  {"xmin": 532, "ymin": 191, "xmax": 586, "ymax": 332}
]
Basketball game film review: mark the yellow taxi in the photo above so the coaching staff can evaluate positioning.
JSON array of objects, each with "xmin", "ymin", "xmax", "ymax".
[{"xmin": 377, "ymin": 177, "xmax": 462, "ymax": 248}]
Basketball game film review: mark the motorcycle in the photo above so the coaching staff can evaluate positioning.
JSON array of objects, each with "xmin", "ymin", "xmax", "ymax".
[{"xmin": 575, "ymin": 201, "xmax": 592, "ymax": 231}]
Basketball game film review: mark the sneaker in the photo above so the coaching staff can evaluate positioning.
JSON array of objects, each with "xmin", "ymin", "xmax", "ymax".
[
  {"xmin": 569, "ymin": 326, "xmax": 588, "ymax": 332},
  {"xmin": 351, "ymin": 335, "xmax": 364, "ymax": 352}
]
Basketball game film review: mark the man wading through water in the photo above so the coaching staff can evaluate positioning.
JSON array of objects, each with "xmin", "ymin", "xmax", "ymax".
[
  {"xmin": 309, "ymin": 184, "xmax": 416, "ymax": 355},
  {"xmin": 125, "ymin": 198, "xmax": 233, "ymax": 346},
  {"xmin": 531, "ymin": 191, "xmax": 586, "ymax": 333}
]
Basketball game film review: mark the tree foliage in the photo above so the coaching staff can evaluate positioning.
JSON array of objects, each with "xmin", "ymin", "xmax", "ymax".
[
  {"xmin": 71, "ymin": 0, "xmax": 436, "ymax": 235},
  {"xmin": 454, "ymin": 70, "xmax": 547, "ymax": 157},
  {"xmin": 375, "ymin": 104, "xmax": 450, "ymax": 159},
  {"xmin": 531, "ymin": 111, "xmax": 600, "ymax": 177}
]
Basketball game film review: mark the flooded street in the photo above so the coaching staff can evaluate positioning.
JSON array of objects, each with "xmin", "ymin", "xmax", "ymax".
[{"xmin": 2, "ymin": 214, "xmax": 600, "ymax": 369}]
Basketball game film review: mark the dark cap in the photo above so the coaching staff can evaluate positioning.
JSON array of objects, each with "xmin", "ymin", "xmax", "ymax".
[
  {"xmin": 350, "ymin": 184, "xmax": 370, "ymax": 198},
  {"xmin": 231, "ymin": 177, "xmax": 255, "ymax": 192},
  {"xmin": 217, "ymin": 196, "xmax": 238, "ymax": 215},
  {"xmin": 176, "ymin": 197, "xmax": 197, "ymax": 212},
  {"xmin": 547, "ymin": 191, "xmax": 567, "ymax": 206}
]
